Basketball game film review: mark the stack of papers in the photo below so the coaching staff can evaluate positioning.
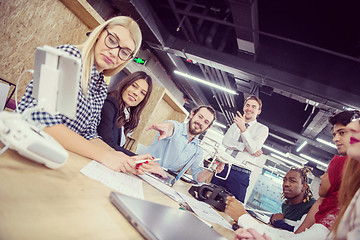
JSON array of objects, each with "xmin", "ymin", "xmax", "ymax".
[
  {"xmin": 177, "ymin": 192, "xmax": 233, "ymax": 230},
  {"xmin": 138, "ymin": 174, "xmax": 184, "ymax": 202},
  {"xmin": 80, "ymin": 160, "xmax": 144, "ymax": 199},
  {"xmin": 81, "ymin": 161, "xmax": 233, "ymax": 231}
]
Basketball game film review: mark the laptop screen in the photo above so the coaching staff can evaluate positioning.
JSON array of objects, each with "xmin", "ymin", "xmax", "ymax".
[
  {"xmin": 144, "ymin": 155, "xmax": 199, "ymax": 187},
  {"xmin": 110, "ymin": 192, "xmax": 227, "ymax": 240},
  {"xmin": 172, "ymin": 154, "xmax": 199, "ymax": 184}
]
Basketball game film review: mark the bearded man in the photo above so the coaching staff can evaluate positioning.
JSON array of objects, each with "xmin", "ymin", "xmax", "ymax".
[{"xmin": 145, "ymin": 105, "xmax": 224, "ymax": 183}]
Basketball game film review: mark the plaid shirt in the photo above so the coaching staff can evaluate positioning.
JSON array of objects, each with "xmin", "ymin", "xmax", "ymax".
[{"xmin": 18, "ymin": 44, "xmax": 108, "ymax": 140}]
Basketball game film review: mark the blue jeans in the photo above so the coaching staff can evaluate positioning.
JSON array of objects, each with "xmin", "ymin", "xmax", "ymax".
[{"xmin": 211, "ymin": 164, "xmax": 250, "ymax": 203}]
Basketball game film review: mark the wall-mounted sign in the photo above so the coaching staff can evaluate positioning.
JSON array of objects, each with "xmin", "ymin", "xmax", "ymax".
[{"xmin": 133, "ymin": 57, "xmax": 147, "ymax": 65}]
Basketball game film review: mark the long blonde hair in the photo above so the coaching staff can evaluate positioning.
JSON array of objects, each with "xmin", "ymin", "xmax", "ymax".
[{"xmin": 77, "ymin": 16, "xmax": 142, "ymax": 96}]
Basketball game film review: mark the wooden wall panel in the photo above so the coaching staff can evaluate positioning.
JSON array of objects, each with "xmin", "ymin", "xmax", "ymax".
[
  {"xmin": 0, "ymin": 0, "xmax": 91, "ymax": 100},
  {"xmin": 128, "ymin": 82, "xmax": 164, "ymax": 147},
  {"xmin": 139, "ymin": 97, "xmax": 182, "ymax": 146},
  {"xmin": 0, "ymin": 0, "xmax": 188, "ymax": 153}
]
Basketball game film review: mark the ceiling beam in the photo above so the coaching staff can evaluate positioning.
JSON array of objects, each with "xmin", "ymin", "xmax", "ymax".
[
  {"xmin": 161, "ymin": 38, "xmax": 360, "ymax": 109},
  {"xmin": 260, "ymin": 119, "xmax": 338, "ymax": 156}
]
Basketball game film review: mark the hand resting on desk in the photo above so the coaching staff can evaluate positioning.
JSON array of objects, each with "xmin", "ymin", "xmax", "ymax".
[
  {"xmin": 270, "ymin": 213, "xmax": 284, "ymax": 225},
  {"xmin": 225, "ymin": 196, "xmax": 248, "ymax": 221},
  {"xmin": 98, "ymin": 150, "xmax": 139, "ymax": 173},
  {"xmin": 102, "ymin": 152, "xmax": 160, "ymax": 176},
  {"xmin": 136, "ymin": 160, "xmax": 168, "ymax": 179}
]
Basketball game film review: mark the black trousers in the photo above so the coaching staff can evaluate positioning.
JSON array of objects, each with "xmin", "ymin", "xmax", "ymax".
[{"xmin": 211, "ymin": 164, "xmax": 250, "ymax": 203}]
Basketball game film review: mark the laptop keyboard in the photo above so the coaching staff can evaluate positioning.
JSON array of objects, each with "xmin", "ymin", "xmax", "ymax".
[{"xmin": 147, "ymin": 172, "xmax": 175, "ymax": 186}]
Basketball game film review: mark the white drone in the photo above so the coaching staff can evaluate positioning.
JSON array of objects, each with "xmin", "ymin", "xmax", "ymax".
[
  {"xmin": 0, "ymin": 46, "xmax": 80, "ymax": 169},
  {"xmin": 201, "ymin": 141, "xmax": 239, "ymax": 180}
]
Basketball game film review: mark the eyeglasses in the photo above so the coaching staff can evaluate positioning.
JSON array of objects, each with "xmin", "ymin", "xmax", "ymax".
[
  {"xmin": 351, "ymin": 111, "xmax": 360, "ymax": 123},
  {"xmin": 104, "ymin": 29, "xmax": 134, "ymax": 61}
]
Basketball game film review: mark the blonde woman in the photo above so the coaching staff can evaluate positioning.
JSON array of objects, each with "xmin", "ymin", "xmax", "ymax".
[{"xmin": 18, "ymin": 16, "xmax": 154, "ymax": 174}]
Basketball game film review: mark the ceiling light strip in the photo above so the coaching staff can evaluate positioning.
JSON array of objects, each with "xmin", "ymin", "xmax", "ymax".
[
  {"xmin": 213, "ymin": 121, "xmax": 227, "ymax": 128},
  {"xmin": 300, "ymin": 153, "xmax": 329, "ymax": 168},
  {"xmin": 263, "ymin": 145, "xmax": 288, "ymax": 157},
  {"xmin": 287, "ymin": 153, "xmax": 309, "ymax": 165},
  {"xmin": 174, "ymin": 70, "xmax": 237, "ymax": 95},
  {"xmin": 296, "ymin": 141, "xmax": 308, "ymax": 152},
  {"xmin": 268, "ymin": 133, "xmax": 295, "ymax": 145},
  {"xmin": 264, "ymin": 165, "xmax": 287, "ymax": 175},
  {"xmin": 271, "ymin": 153, "xmax": 302, "ymax": 168},
  {"xmin": 316, "ymin": 138, "xmax": 337, "ymax": 149}
]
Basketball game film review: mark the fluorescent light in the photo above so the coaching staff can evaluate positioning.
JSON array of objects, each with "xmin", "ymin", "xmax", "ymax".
[
  {"xmin": 296, "ymin": 141, "xmax": 307, "ymax": 152},
  {"xmin": 266, "ymin": 165, "xmax": 287, "ymax": 175},
  {"xmin": 343, "ymin": 106, "xmax": 356, "ymax": 111},
  {"xmin": 316, "ymin": 164, "xmax": 327, "ymax": 172},
  {"xmin": 263, "ymin": 170, "xmax": 284, "ymax": 183},
  {"xmin": 213, "ymin": 121, "xmax": 226, "ymax": 128},
  {"xmin": 300, "ymin": 154, "xmax": 329, "ymax": 167},
  {"xmin": 268, "ymin": 133, "xmax": 295, "ymax": 145},
  {"xmin": 316, "ymin": 138, "xmax": 337, "ymax": 149},
  {"xmin": 271, "ymin": 154, "xmax": 302, "ymax": 168},
  {"xmin": 274, "ymin": 168, "xmax": 287, "ymax": 176},
  {"xmin": 174, "ymin": 70, "xmax": 237, "ymax": 95},
  {"xmin": 287, "ymin": 153, "xmax": 309, "ymax": 165},
  {"xmin": 263, "ymin": 145, "xmax": 288, "ymax": 157}
]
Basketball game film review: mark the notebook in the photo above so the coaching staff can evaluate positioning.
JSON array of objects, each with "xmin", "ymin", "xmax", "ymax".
[{"xmin": 110, "ymin": 192, "xmax": 227, "ymax": 240}]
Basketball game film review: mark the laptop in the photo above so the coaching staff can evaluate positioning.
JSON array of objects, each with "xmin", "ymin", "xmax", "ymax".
[
  {"xmin": 246, "ymin": 209, "xmax": 270, "ymax": 224},
  {"xmin": 142, "ymin": 157, "xmax": 197, "ymax": 187},
  {"xmin": 110, "ymin": 192, "xmax": 227, "ymax": 240}
]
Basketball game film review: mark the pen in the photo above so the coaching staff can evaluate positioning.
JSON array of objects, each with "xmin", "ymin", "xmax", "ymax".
[{"xmin": 135, "ymin": 158, "xmax": 161, "ymax": 164}]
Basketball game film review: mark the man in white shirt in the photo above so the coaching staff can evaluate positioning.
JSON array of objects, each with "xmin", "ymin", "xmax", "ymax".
[{"xmin": 211, "ymin": 95, "xmax": 269, "ymax": 202}]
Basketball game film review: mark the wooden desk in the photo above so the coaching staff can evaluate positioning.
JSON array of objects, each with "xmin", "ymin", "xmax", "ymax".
[{"xmin": 0, "ymin": 148, "xmax": 234, "ymax": 240}]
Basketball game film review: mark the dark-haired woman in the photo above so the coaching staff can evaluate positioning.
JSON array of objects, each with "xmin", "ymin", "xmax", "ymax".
[{"xmin": 97, "ymin": 71, "xmax": 152, "ymax": 156}]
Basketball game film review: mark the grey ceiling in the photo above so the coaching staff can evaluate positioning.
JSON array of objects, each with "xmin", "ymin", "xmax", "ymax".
[{"xmin": 89, "ymin": 0, "xmax": 360, "ymax": 174}]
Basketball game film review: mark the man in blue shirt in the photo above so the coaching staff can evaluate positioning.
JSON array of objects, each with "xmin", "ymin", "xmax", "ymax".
[{"xmin": 145, "ymin": 105, "xmax": 224, "ymax": 183}]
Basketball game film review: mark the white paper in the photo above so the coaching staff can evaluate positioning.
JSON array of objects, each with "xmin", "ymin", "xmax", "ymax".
[
  {"xmin": 177, "ymin": 192, "xmax": 233, "ymax": 231},
  {"xmin": 138, "ymin": 174, "xmax": 184, "ymax": 202},
  {"xmin": 80, "ymin": 160, "xmax": 144, "ymax": 199}
]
